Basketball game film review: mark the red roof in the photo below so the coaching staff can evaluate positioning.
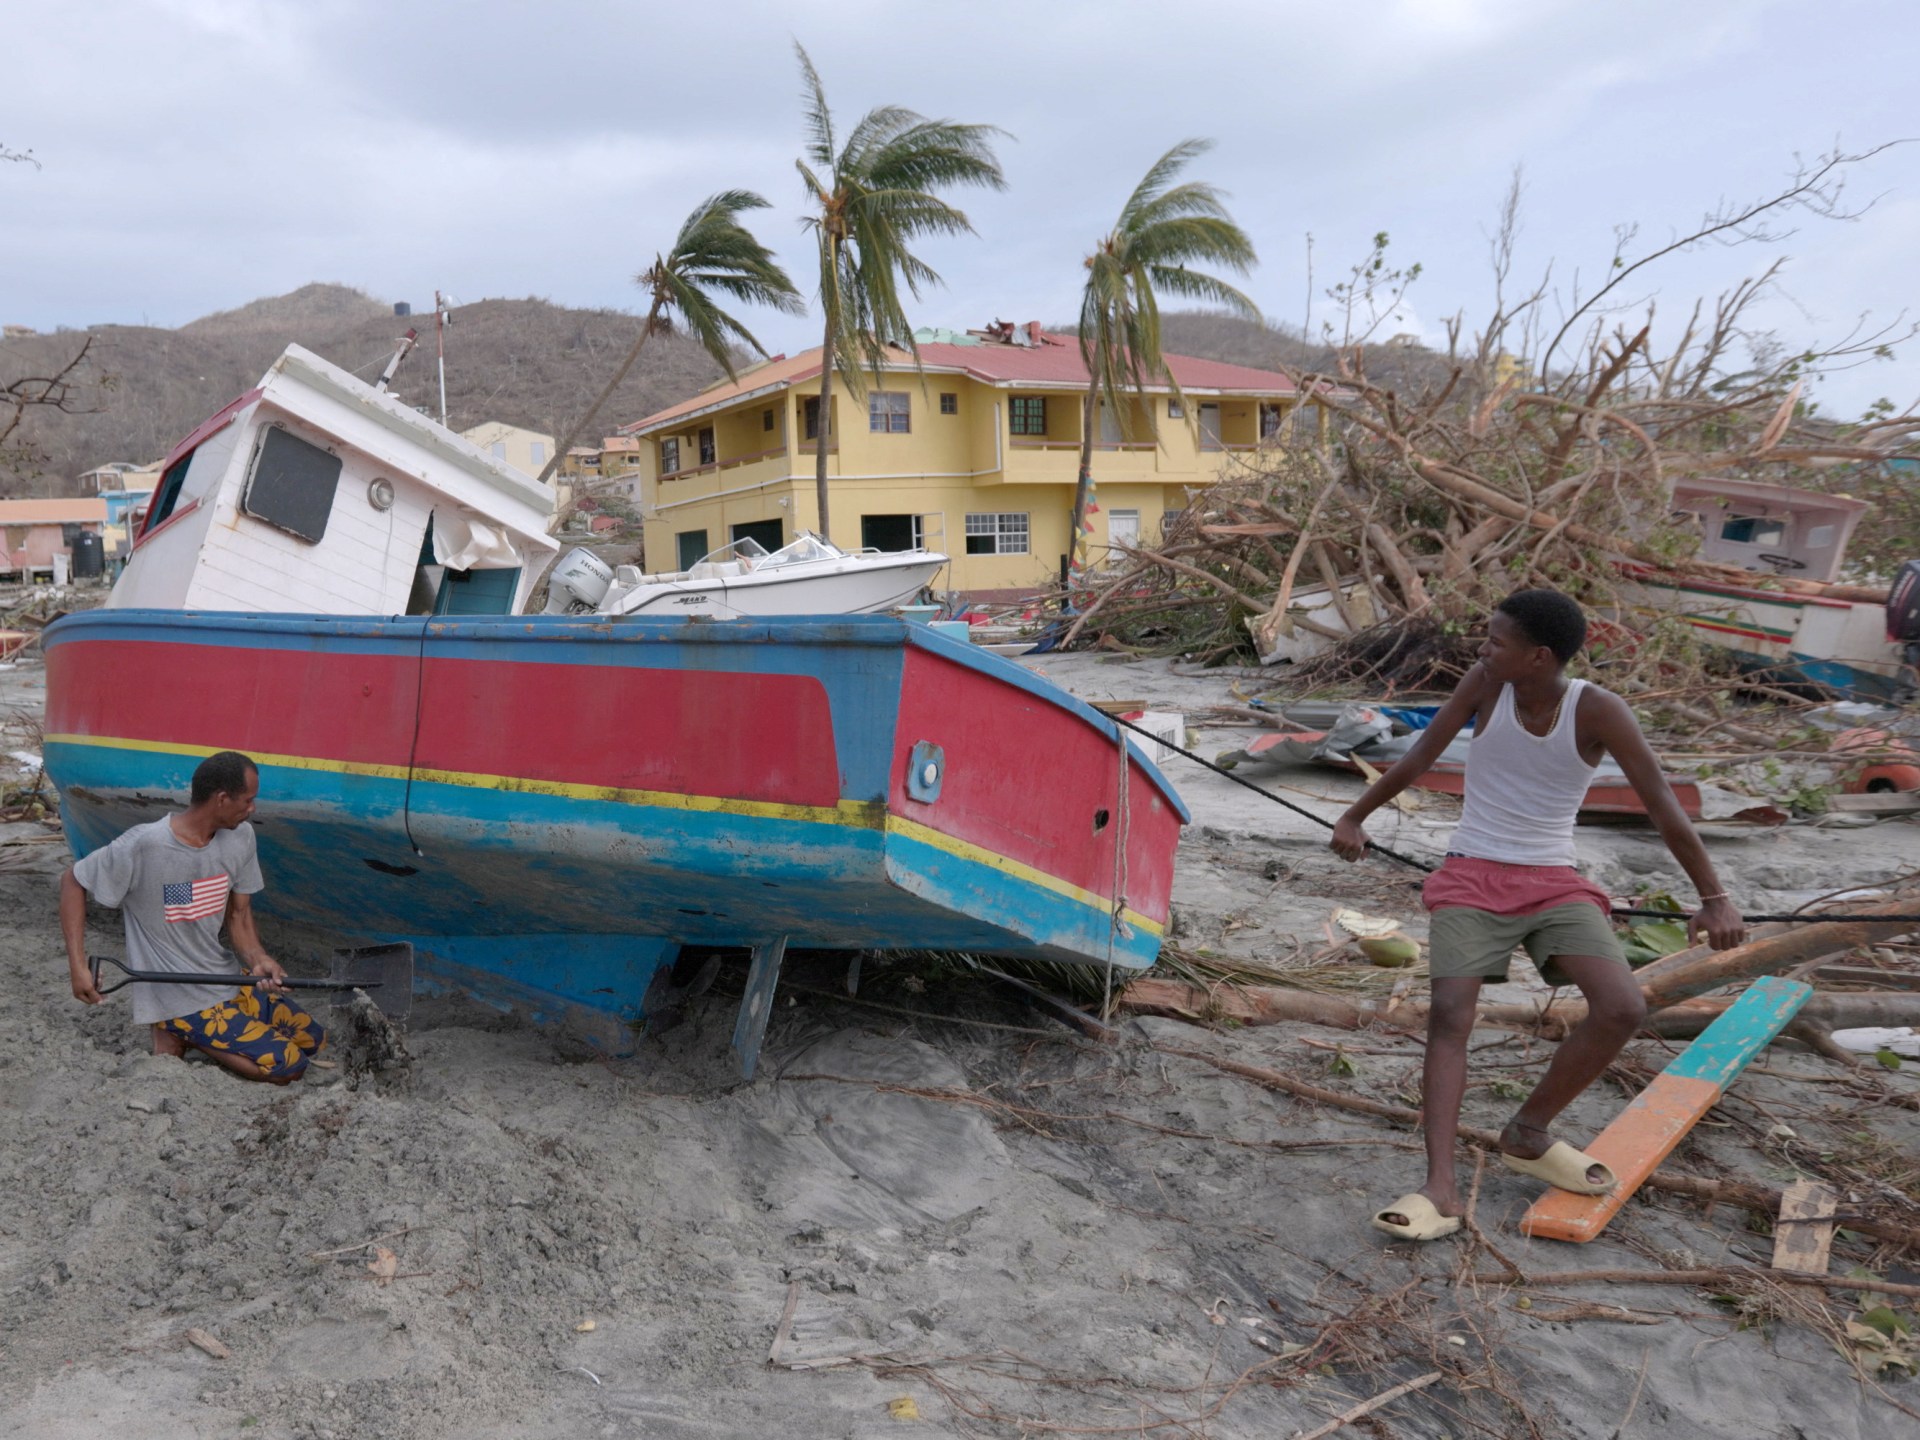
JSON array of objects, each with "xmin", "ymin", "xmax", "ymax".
[{"xmin": 624, "ymin": 330, "xmax": 1296, "ymax": 434}]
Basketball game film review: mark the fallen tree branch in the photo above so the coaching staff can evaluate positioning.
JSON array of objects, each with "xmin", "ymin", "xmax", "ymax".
[{"xmin": 1474, "ymin": 1267, "xmax": 1920, "ymax": 1302}]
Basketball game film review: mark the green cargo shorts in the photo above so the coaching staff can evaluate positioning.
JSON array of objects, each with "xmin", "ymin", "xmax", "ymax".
[{"xmin": 1427, "ymin": 902, "xmax": 1625, "ymax": 987}]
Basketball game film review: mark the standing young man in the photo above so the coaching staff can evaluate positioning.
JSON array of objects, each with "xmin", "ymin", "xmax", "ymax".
[
  {"xmin": 1330, "ymin": 590, "xmax": 1745, "ymax": 1240},
  {"xmin": 63, "ymin": 750, "xmax": 325, "ymax": 1084}
]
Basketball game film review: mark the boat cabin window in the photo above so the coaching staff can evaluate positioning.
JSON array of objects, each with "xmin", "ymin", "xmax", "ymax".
[
  {"xmin": 141, "ymin": 449, "xmax": 198, "ymax": 536},
  {"xmin": 242, "ymin": 425, "xmax": 341, "ymax": 544},
  {"xmin": 1719, "ymin": 515, "xmax": 1786, "ymax": 547}
]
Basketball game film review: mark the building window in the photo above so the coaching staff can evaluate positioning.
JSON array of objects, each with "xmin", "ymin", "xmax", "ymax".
[
  {"xmin": 939, "ymin": 392, "xmax": 958, "ymax": 415},
  {"xmin": 964, "ymin": 512, "xmax": 1029, "ymax": 555},
  {"xmin": 491, "ymin": 441, "xmax": 508, "ymax": 460},
  {"xmin": 1009, "ymin": 396, "xmax": 1047, "ymax": 436},
  {"xmin": 1259, "ymin": 402, "xmax": 1285, "ymax": 439},
  {"xmin": 529, "ymin": 441, "xmax": 546, "ymax": 466},
  {"xmin": 697, "ymin": 426, "xmax": 715, "ymax": 465},
  {"xmin": 803, "ymin": 397, "xmax": 828, "ymax": 440},
  {"xmin": 861, "ymin": 514, "xmax": 924, "ymax": 552},
  {"xmin": 1161, "ymin": 509, "xmax": 1186, "ymax": 536},
  {"xmin": 763, "ymin": 408, "xmax": 775, "ymax": 432},
  {"xmin": 869, "ymin": 392, "xmax": 911, "ymax": 434},
  {"xmin": 676, "ymin": 529, "xmax": 710, "ymax": 570},
  {"xmin": 1167, "ymin": 399, "xmax": 1184, "ymax": 419},
  {"xmin": 660, "ymin": 437, "xmax": 680, "ymax": 475}
]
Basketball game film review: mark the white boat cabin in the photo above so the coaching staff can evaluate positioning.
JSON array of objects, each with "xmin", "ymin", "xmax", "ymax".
[
  {"xmin": 111, "ymin": 345, "xmax": 558, "ymax": 616},
  {"xmin": 1670, "ymin": 477, "xmax": 1868, "ymax": 584}
]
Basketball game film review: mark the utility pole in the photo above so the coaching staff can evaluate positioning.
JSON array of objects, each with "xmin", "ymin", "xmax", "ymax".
[{"xmin": 434, "ymin": 291, "xmax": 454, "ymax": 426}]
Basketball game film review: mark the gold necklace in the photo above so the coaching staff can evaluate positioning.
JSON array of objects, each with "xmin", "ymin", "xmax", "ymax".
[{"xmin": 1522, "ymin": 687, "xmax": 1566, "ymax": 737}]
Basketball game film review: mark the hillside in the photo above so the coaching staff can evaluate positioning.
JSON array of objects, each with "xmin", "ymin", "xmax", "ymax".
[{"xmin": 0, "ymin": 284, "xmax": 729, "ymax": 494}]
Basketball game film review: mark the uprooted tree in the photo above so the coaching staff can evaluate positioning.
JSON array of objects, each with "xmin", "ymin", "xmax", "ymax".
[{"xmin": 1068, "ymin": 145, "xmax": 1920, "ymax": 689}]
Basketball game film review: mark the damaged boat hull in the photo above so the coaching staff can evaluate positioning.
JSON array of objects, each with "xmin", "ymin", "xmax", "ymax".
[
  {"xmin": 43, "ymin": 610, "xmax": 1185, "ymax": 1050},
  {"xmin": 1622, "ymin": 568, "xmax": 1914, "ymax": 702}
]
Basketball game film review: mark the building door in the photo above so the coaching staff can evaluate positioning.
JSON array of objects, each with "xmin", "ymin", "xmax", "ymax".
[
  {"xmin": 1098, "ymin": 399, "xmax": 1124, "ymax": 445},
  {"xmin": 730, "ymin": 519, "xmax": 784, "ymax": 555},
  {"xmin": 1198, "ymin": 404, "xmax": 1222, "ymax": 449},
  {"xmin": 860, "ymin": 514, "xmax": 920, "ymax": 552},
  {"xmin": 676, "ymin": 529, "xmax": 710, "ymax": 570},
  {"xmin": 1107, "ymin": 508, "xmax": 1140, "ymax": 558}
]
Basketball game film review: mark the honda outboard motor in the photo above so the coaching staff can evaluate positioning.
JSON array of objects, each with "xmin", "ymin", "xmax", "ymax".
[{"xmin": 543, "ymin": 548, "xmax": 614, "ymax": 614}]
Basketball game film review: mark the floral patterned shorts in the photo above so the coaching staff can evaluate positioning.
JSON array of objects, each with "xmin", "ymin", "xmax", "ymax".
[{"xmin": 160, "ymin": 985, "xmax": 326, "ymax": 1079}]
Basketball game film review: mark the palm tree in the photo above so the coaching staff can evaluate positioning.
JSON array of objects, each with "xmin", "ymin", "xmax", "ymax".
[
  {"xmin": 1069, "ymin": 140, "xmax": 1259, "ymax": 579},
  {"xmin": 794, "ymin": 43, "xmax": 1006, "ymax": 542},
  {"xmin": 534, "ymin": 190, "xmax": 802, "ymax": 491}
]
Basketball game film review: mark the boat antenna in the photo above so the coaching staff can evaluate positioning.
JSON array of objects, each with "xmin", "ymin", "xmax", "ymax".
[
  {"xmin": 374, "ymin": 328, "xmax": 419, "ymax": 393},
  {"xmin": 434, "ymin": 290, "xmax": 455, "ymax": 426}
]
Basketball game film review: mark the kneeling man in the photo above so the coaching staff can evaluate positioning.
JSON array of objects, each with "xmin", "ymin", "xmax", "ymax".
[{"xmin": 63, "ymin": 750, "xmax": 325, "ymax": 1084}]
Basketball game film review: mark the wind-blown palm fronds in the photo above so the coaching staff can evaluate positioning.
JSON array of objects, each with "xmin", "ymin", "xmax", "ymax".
[
  {"xmin": 793, "ymin": 42, "xmax": 1006, "ymax": 541},
  {"xmin": 1071, "ymin": 140, "xmax": 1259, "ymax": 575},
  {"xmin": 536, "ymin": 190, "xmax": 801, "ymax": 488}
]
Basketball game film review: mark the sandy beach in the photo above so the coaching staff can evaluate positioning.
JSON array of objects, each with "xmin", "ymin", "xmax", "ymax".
[{"xmin": 3, "ymin": 646, "xmax": 1917, "ymax": 1439}]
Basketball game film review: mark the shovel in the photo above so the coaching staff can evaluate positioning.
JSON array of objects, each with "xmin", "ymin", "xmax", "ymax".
[{"xmin": 89, "ymin": 942, "xmax": 413, "ymax": 1022}]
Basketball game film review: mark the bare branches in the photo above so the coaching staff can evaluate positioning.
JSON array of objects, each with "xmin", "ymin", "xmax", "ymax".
[
  {"xmin": 1, "ymin": 337, "xmax": 96, "ymax": 460},
  {"xmin": 1539, "ymin": 142, "xmax": 1911, "ymax": 379}
]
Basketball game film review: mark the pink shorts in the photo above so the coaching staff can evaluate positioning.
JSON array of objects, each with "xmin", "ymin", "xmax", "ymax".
[{"xmin": 1422, "ymin": 854, "xmax": 1612, "ymax": 917}]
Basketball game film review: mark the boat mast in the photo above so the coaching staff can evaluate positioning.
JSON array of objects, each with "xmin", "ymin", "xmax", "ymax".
[{"xmin": 434, "ymin": 291, "xmax": 454, "ymax": 426}]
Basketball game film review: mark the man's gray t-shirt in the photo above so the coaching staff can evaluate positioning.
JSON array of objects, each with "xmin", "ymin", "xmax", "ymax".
[{"xmin": 73, "ymin": 817, "xmax": 265, "ymax": 1025}]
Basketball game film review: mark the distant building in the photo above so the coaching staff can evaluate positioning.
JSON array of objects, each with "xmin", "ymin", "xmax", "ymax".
[
  {"xmin": 0, "ymin": 497, "xmax": 108, "ymax": 579},
  {"xmin": 459, "ymin": 422, "xmax": 557, "ymax": 481},
  {"xmin": 621, "ymin": 321, "xmax": 1306, "ymax": 593}
]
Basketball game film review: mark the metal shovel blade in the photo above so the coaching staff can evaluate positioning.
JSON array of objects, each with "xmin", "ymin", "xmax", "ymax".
[{"xmin": 327, "ymin": 944, "xmax": 414, "ymax": 1022}]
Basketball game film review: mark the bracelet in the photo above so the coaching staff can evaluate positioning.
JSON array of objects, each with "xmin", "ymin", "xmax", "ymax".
[{"xmin": 1698, "ymin": 892, "xmax": 1728, "ymax": 903}]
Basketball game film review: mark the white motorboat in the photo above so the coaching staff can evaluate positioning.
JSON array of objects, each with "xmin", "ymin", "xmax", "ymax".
[{"xmin": 544, "ymin": 533, "xmax": 948, "ymax": 620}]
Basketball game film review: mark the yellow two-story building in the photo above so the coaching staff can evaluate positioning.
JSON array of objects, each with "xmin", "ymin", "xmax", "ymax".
[{"xmin": 623, "ymin": 324, "xmax": 1304, "ymax": 596}]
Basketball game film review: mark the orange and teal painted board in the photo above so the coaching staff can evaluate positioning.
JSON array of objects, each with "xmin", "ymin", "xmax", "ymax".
[{"xmin": 1520, "ymin": 976, "xmax": 1811, "ymax": 1243}]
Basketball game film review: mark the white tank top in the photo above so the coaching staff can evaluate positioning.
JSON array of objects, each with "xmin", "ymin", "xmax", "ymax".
[{"xmin": 1448, "ymin": 679, "xmax": 1596, "ymax": 867}]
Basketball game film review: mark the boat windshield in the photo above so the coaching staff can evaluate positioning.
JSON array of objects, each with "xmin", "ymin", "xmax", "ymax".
[
  {"xmin": 693, "ymin": 536, "xmax": 772, "ymax": 568},
  {"xmin": 758, "ymin": 533, "xmax": 845, "ymax": 568}
]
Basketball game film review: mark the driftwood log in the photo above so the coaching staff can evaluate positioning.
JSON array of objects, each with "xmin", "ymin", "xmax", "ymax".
[{"xmin": 1122, "ymin": 980, "xmax": 1920, "ymax": 1044}]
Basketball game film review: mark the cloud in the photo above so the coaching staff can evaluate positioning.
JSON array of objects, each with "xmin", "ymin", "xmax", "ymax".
[{"xmin": 4, "ymin": 0, "xmax": 1915, "ymax": 410}]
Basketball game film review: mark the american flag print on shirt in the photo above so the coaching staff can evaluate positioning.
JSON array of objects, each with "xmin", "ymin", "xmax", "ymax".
[{"xmin": 162, "ymin": 875, "xmax": 232, "ymax": 923}]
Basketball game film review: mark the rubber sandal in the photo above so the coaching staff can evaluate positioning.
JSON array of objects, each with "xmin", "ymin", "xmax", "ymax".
[
  {"xmin": 1500, "ymin": 1140, "xmax": 1617, "ymax": 1195},
  {"xmin": 1370, "ymin": 1193, "xmax": 1462, "ymax": 1241}
]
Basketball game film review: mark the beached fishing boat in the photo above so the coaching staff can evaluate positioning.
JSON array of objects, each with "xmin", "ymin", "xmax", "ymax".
[
  {"xmin": 45, "ymin": 610, "xmax": 1183, "ymax": 1054},
  {"xmin": 42, "ymin": 344, "xmax": 1185, "ymax": 1061},
  {"xmin": 1619, "ymin": 478, "xmax": 1915, "ymax": 701}
]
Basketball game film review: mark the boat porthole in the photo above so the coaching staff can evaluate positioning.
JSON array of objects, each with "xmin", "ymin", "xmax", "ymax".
[{"xmin": 1093, "ymin": 809, "xmax": 1111, "ymax": 832}]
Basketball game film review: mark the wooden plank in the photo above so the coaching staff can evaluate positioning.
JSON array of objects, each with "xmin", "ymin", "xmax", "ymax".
[
  {"xmin": 1827, "ymin": 792, "xmax": 1920, "ymax": 815},
  {"xmin": 1771, "ymin": 1180, "xmax": 1840, "ymax": 1275},
  {"xmin": 1520, "ymin": 977, "xmax": 1811, "ymax": 1243}
]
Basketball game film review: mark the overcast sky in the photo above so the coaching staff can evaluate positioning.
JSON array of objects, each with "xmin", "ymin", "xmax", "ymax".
[{"xmin": 6, "ymin": 0, "xmax": 1918, "ymax": 414}]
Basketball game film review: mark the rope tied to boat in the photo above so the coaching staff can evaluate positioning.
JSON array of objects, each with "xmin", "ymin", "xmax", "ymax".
[
  {"xmin": 1109, "ymin": 712, "xmax": 1920, "ymax": 926},
  {"xmin": 1104, "ymin": 717, "xmax": 1134, "ymax": 1021}
]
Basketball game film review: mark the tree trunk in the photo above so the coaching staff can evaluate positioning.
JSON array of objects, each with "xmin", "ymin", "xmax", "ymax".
[
  {"xmin": 813, "ymin": 307, "xmax": 837, "ymax": 544},
  {"xmin": 1065, "ymin": 383, "xmax": 1101, "ymax": 591},
  {"xmin": 1122, "ymin": 976, "xmax": 1920, "ymax": 1042},
  {"xmin": 534, "ymin": 296, "xmax": 662, "ymax": 488},
  {"xmin": 1635, "ymin": 898, "xmax": 1920, "ymax": 1010}
]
